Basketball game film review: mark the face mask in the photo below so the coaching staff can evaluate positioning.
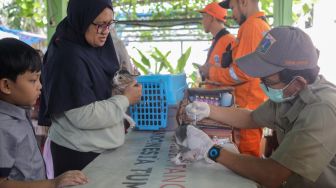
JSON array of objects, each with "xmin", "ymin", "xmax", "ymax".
[{"xmin": 260, "ymin": 79, "xmax": 297, "ymax": 103}]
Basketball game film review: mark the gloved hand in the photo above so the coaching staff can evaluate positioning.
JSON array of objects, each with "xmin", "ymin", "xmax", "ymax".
[
  {"xmin": 186, "ymin": 125, "xmax": 214, "ymax": 163},
  {"xmin": 172, "ymin": 125, "xmax": 214, "ymax": 165},
  {"xmin": 185, "ymin": 101, "xmax": 210, "ymax": 121}
]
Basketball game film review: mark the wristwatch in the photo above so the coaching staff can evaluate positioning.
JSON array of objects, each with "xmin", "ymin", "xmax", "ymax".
[{"xmin": 208, "ymin": 145, "xmax": 222, "ymax": 162}]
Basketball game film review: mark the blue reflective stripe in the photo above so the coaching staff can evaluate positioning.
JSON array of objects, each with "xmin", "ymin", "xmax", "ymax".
[{"xmin": 229, "ymin": 66, "xmax": 241, "ymax": 83}]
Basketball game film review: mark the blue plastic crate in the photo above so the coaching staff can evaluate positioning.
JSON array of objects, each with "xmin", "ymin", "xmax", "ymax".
[
  {"xmin": 130, "ymin": 79, "xmax": 168, "ymax": 130},
  {"xmin": 130, "ymin": 74, "xmax": 187, "ymax": 130},
  {"xmin": 137, "ymin": 73, "xmax": 187, "ymax": 105},
  {"xmin": 160, "ymin": 73, "xmax": 187, "ymax": 105}
]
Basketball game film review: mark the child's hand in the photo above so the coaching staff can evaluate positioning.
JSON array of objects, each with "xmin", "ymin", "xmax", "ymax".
[{"xmin": 53, "ymin": 170, "xmax": 88, "ymax": 188}]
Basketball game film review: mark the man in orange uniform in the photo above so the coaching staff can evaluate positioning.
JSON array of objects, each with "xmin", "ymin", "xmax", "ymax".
[
  {"xmin": 201, "ymin": 0, "xmax": 270, "ymax": 157},
  {"xmin": 198, "ymin": 2, "xmax": 236, "ymax": 82}
]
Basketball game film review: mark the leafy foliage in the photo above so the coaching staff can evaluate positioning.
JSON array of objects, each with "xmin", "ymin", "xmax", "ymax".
[
  {"xmin": 113, "ymin": 0, "xmax": 214, "ymax": 21},
  {"xmin": 0, "ymin": 0, "xmax": 317, "ymax": 37},
  {"xmin": 0, "ymin": 0, "xmax": 47, "ymax": 32},
  {"xmin": 292, "ymin": 0, "xmax": 318, "ymax": 27},
  {"xmin": 131, "ymin": 48, "xmax": 151, "ymax": 74},
  {"xmin": 131, "ymin": 47, "xmax": 191, "ymax": 75},
  {"xmin": 260, "ymin": 0, "xmax": 273, "ymax": 16}
]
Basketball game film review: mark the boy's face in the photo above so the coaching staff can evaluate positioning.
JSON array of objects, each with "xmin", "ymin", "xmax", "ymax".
[{"xmin": 0, "ymin": 71, "xmax": 42, "ymax": 106}]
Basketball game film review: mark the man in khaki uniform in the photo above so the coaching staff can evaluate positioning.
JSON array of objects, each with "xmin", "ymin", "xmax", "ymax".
[{"xmin": 185, "ymin": 26, "xmax": 336, "ymax": 187}]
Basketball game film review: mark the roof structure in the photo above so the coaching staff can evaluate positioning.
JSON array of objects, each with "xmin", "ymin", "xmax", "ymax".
[
  {"xmin": 111, "ymin": 1, "xmax": 275, "ymax": 42},
  {"xmin": 46, "ymin": 0, "xmax": 293, "ymax": 42}
]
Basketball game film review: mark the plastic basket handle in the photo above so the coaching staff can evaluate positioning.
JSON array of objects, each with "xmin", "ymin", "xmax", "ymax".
[{"xmin": 199, "ymin": 80, "xmax": 225, "ymax": 87}]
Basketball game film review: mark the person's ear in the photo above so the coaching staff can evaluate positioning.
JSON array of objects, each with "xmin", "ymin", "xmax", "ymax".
[
  {"xmin": 283, "ymin": 77, "xmax": 307, "ymax": 98},
  {"xmin": 0, "ymin": 79, "xmax": 12, "ymax": 94},
  {"xmin": 208, "ymin": 14, "xmax": 215, "ymax": 23},
  {"xmin": 240, "ymin": 0, "xmax": 248, "ymax": 7},
  {"xmin": 292, "ymin": 76, "xmax": 308, "ymax": 91}
]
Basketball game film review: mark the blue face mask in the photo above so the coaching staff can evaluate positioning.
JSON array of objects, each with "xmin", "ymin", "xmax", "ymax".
[{"xmin": 260, "ymin": 80, "xmax": 297, "ymax": 103}]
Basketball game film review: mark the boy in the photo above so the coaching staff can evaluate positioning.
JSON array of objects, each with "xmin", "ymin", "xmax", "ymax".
[{"xmin": 0, "ymin": 38, "xmax": 88, "ymax": 188}]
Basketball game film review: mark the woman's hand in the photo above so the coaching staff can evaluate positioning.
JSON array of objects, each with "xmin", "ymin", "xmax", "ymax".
[
  {"xmin": 53, "ymin": 170, "xmax": 88, "ymax": 188},
  {"xmin": 124, "ymin": 80, "xmax": 142, "ymax": 105}
]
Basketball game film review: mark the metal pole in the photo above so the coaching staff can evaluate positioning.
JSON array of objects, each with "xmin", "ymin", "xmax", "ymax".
[
  {"xmin": 47, "ymin": 0, "xmax": 67, "ymax": 42},
  {"xmin": 273, "ymin": 0, "xmax": 293, "ymax": 26}
]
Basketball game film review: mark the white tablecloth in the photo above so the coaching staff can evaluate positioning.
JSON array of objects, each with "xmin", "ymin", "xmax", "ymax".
[{"xmin": 72, "ymin": 130, "xmax": 259, "ymax": 188}]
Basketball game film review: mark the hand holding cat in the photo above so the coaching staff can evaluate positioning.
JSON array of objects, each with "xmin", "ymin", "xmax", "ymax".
[
  {"xmin": 172, "ymin": 125, "xmax": 214, "ymax": 165},
  {"xmin": 124, "ymin": 80, "xmax": 142, "ymax": 105}
]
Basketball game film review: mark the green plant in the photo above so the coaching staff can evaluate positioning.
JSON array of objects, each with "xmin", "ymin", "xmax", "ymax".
[
  {"xmin": 148, "ymin": 47, "xmax": 170, "ymax": 74},
  {"xmin": 0, "ymin": 0, "xmax": 318, "ymax": 40},
  {"xmin": 188, "ymin": 71, "xmax": 199, "ymax": 88},
  {"xmin": 1, "ymin": 0, "xmax": 47, "ymax": 32},
  {"xmin": 131, "ymin": 46, "xmax": 191, "ymax": 75},
  {"xmin": 131, "ymin": 48, "xmax": 151, "ymax": 74}
]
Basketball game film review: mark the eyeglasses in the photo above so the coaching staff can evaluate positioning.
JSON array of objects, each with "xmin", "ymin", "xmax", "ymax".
[{"xmin": 92, "ymin": 19, "xmax": 118, "ymax": 34}]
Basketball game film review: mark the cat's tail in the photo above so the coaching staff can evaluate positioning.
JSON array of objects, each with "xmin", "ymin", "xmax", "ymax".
[{"xmin": 124, "ymin": 113, "xmax": 136, "ymax": 128}]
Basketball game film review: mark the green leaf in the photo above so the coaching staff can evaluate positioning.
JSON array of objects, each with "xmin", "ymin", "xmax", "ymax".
[
  {"xmin": 176, "ymin": 47, "xmax": 191, "ymax": 73},
  {"xmin": 188, "ymin": 71, "xmax": 198, "ymax": 87},
  {"xmin": 302, "ymin": 3, "xmax": 310, "ymax": 15},
  {"xmin": 131, "ymin": 57, "xmax": 149, "ymax": 75},
  {"xmin": 150, "ymin": 53, "xmax": 166, "ymax": 73},
  {"xmin": 134, "ymin": 48, "xmax": 151, "ymax": 68},
  {"xmin": 159, "ymin": 51, "xmax": 171, "ymax": 72},
  {"xmin": 153, "ymin": 47, "xmax": 174, "ymax": 73}
]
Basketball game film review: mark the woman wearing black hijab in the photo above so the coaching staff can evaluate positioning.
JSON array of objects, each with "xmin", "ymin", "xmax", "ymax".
[{"xmin": 39, "ymin": 0, "xmax": 142, "ymax": 176}]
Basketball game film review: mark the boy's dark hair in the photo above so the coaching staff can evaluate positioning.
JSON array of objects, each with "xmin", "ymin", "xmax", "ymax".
[
  {"xmin": 0, "ymin": 38, "xmax": 42, "ymax": 81},
  {"xmin": 279, "ymin": 66, "xmax": 320, "ymax": 85}
]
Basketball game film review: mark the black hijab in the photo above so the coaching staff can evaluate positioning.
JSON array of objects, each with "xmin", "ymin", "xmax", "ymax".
[{"xmin": 38, "ymin": 0, "xmax": 119, "ymax": 125}]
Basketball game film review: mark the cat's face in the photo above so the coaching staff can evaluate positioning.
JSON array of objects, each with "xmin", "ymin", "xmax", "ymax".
[
  {"xmin": 175, "ymin": 125, "xmax": 188, "ymax": 147},
  {"xmin": 112, "ymin": 69, "xmax": 138, "ymax": 86}
]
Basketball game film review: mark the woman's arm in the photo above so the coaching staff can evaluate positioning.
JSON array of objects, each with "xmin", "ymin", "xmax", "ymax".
[{"xmin": 64, "ymin": 95, "xmax": 129, "ymax": 130}]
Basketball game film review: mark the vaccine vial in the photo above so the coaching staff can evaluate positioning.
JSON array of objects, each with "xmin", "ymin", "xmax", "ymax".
[
  {"xmin": 214, "ymin": 97, "xmax": 220, "ymax": 106},
  {"xmin": 209, "ymin": 97, "xmax": 214, "ymax": 105},
  {"xmin": 220, "ymin": 92, "xmax": 232, "ymax": 107}
]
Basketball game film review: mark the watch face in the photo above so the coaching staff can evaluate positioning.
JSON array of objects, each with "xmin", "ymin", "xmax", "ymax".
[
  {"xmin": 208, "ymin": 145, "xmax": 221, "ymax": 162},
  {"xmin": 209, "ymin": 148, "xmax": 220, "ymax": 157}
]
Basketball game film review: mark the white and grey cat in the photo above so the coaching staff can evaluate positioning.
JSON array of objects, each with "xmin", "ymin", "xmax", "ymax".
[
  {"xmin": 111, "ymin": 69, "xmax": 139, "ymax": 128},
  {"xmin": 172, "ymin": 124, "xmax": 214, "ymax": 165}
]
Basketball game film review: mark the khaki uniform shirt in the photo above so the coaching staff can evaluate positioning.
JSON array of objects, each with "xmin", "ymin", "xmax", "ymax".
[{"xmin": 252, "ymin": 75, "xmax": 336, "ymax": 187}]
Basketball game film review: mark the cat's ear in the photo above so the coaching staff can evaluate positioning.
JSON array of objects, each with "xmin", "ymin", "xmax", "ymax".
[
  {"xmin": 120, "ymin": 65, "xmax": 129, "ymax": 71},
  {"xmin": 118, "ymin": 67, "xmax": 131, "ymax": 75}
]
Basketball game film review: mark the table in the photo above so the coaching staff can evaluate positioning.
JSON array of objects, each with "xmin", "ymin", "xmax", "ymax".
[{"xmin": 73, "ymin": 130, "xmax": 259, "ymax": 188}]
